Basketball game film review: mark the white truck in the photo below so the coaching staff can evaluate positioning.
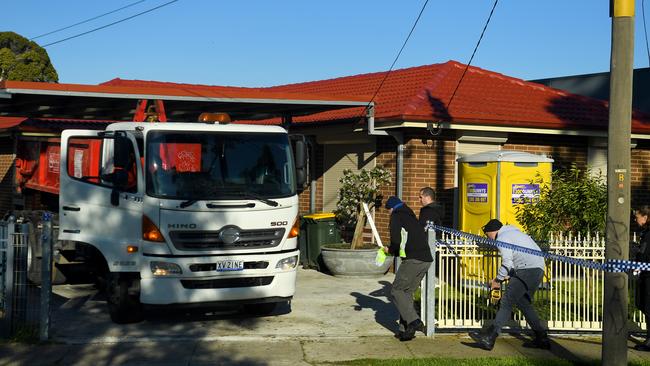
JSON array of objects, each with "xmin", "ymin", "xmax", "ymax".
[{"xmin": 58, "ymin": 118, "xmax": 305, "ymax": 323}]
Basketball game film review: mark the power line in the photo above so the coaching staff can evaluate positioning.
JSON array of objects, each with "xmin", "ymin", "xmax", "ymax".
[
  {"xmin": 365, "ymin": 0, "xmax": 430, "ymax": 111},
  {"xmin": 446, "ymin": 0, "xmax": 499, "ymax": 112},
  {"xmin": 41, "ymin": 0, "xmax": 179, "ymax": 48},
  {"xmin": 31, "ymin": 0, "xmax": 147, "ymax": 40},
  {"xmin": 643, "ymin": 0, "xmax": 650, "ymax": 67}
]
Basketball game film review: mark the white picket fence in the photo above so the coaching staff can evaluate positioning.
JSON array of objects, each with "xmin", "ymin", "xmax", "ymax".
[{"xmin": 434, "ymin": 231, "xmax": 645, "ymax": 332}]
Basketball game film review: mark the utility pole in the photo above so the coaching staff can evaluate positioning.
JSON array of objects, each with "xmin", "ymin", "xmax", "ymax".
[{"xmin": 603, "ymin": 1, "xmax": 634, "ymax": 365}]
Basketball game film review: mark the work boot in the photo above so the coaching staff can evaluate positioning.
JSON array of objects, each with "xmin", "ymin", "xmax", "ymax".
[
  {"xmin": 634, "ymin": 338, "xmax": 650, "ymax": 352},
  {"xmin": 522, "ymin": 330, "xmax": 551, "ymax": 350},
  {"xmin": 399, "ymin": 319, "xmax": 425, "ymax": 342},
  {"xmin": 394, "ymin": 317, "xmax": 408, "ymax": 339},
  {"xmin": 469, "ymin": 325, "xmax": 498, "ymax": 350}
]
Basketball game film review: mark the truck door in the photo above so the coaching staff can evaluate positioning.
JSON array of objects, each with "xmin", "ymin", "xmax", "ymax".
[{"xmin": 59, "ymin": 130, "xmax": 143, "ymax": 271}]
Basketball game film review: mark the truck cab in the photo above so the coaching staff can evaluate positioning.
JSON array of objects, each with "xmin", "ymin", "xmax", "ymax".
[{"xmin": 59, "ymin": 121, "xmax": 304, "ymax": 323}]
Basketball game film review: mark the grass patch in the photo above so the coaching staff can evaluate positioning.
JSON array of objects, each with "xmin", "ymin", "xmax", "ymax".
[{"xmin": 326, "ymin": 357, "xmax": 650, "ymax": 366}]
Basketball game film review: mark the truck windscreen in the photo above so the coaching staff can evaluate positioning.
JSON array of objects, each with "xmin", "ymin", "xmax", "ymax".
[{"xmin": 145, "ymin": 131, "xmax": 296, "ymax": 200}]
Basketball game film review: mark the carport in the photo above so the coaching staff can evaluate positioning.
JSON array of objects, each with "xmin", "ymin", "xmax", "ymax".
[{"xmin": 0, "ymin": 80, "xmax": 372, "ymax": 213}]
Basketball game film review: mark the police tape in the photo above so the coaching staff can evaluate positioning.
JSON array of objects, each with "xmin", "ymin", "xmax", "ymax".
[{"xmin": 426, "ymin": 224, "xmax": 650, "ymax": 273}]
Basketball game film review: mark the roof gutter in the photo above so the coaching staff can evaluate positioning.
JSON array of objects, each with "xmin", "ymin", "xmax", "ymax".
[
  {"xmin": 370, "ymin": 120, "xmax": 650, "ymax": 140},
  {"xmin": 367, "ymin": 105, "xmax": 405, "ymax": 200}
]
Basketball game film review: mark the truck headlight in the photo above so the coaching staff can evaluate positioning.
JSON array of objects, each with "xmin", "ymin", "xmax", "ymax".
[
  {"xmin": 151, "ymin": 261, "xmax": 182, "ymax": 276},
  {"xmin": 276, "ymin": 255, "xmax": 298, "ymax": 270}
]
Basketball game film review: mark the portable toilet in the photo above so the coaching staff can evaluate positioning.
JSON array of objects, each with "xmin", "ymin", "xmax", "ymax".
[
  {"xmin": 458, "ymin": 150, "xmax": 553, "ymax": 233},
  {"xmin": 457, "ymin": 151, "xmax": 553, "ymax": 283}
]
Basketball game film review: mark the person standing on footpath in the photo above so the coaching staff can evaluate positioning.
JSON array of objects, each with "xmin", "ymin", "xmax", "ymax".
[
  {"xmin": 382, "ymin": 196, "xmax": 432, "ymax": 341},
  {"xmin": 469, "ymin": 219, "xmax": 551, "ymax": 350},
  {"xmin": 633, "ymin": 206, "xmax": 650, "ymax": 351},
  {"xmin": 418, "ymin": 186, "xmax": 443, "ymax": 227}
]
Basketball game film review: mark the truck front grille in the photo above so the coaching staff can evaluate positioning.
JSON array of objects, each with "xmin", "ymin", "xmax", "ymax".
[
  {"xmin": 181, "ymin": 276, "xmax": 274, "ymax": 289},
  {"xmin": 170, "ymin": 228, "xmax": 285, "ymax": 251}
]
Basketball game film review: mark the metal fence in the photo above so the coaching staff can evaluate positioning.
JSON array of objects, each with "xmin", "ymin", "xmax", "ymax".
[
  {"xmin": 0, "ymin": 215, "xmax": 52, "ymax": 340},
  {"xmin": 429, "ymin": 230, "xmax": 645, "ymax": 332}
]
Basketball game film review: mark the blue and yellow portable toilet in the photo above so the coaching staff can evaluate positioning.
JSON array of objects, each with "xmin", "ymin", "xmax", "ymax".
[{"xmin": 457, "ymin": 151, "xmax": 553, "ymax": 282}]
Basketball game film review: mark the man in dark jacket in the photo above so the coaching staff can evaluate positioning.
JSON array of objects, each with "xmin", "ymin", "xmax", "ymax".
[
  {"xmin": 383, "ymin": 196, "xmax": 433, "ymax": 341},
  {"xmin": 418, "ymin": 187, "xmax": 443, "ymax": 227}
]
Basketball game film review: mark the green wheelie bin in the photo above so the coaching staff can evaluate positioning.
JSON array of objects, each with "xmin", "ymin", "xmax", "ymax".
[{"xmin": 300, "ymin": 213, "xmax": 341, "ymax": 270}]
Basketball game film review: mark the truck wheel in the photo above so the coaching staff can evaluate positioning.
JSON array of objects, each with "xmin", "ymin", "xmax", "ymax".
[
  {"xmin": 107, "ymin": 274, "xmax": 143, "ymax": 324},
  {"xmin": 243, "ymin": 302, "xmax": 279, "ymax": 316}
]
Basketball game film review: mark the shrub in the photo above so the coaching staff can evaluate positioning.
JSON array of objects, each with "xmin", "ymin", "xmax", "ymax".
[
  {"xmin": 334, "ymin": 166, "xmax": 391, "ymax": 249},
  {"xmin": 515, "ymin": 164, "xmax": 607, "ymax": 241}
]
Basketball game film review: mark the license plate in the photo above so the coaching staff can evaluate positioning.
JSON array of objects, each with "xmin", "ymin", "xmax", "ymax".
[{"xmin": 216, "ymin": 260, "xmax": 244, "ymax": 272}]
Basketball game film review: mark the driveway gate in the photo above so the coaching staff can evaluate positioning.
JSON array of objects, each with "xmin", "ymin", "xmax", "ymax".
[{"xmin": 0, "ymin": 215, "xmax": 53, "ymax": 340}]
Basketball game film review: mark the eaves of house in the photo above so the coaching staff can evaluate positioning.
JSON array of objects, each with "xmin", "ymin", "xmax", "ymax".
[{"xmin": 102, "ymin": 60, "xmax": 650, "ymax": 139}]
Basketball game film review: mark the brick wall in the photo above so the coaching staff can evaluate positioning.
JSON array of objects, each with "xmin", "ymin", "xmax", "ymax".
[
  {"xmin": 298, "ymin": 128, "xmax": 650, "ymax": 244},
  {"xmin": 374, "ymin": 136, "xmax": 397, "ymax": 242},
  {"xmin": 503, "ymin": 135, "xmax": 588, "ymax": 170},
  {"xmin": 632, "ymin": 146, "xmax": 650, "ymax": 205},
  {"xmin": 374, "ymin": 131, "xmax": 456, "ymax": 241},
  {"xmin": 298, "ymin": 142, "xmax": 324, "ymax": 215},
  {"xmin": 0, "ymin": 137, "xmax": 14, "ymax": 214}
]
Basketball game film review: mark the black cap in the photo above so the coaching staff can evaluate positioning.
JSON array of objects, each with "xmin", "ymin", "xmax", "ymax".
[
  {"xmin": 482, "ymin": 219, "xmax": 503, "ymax": 233},
  {"xmin": 385, "ymin": 196, "xmax": 403, "ymax": 209}
]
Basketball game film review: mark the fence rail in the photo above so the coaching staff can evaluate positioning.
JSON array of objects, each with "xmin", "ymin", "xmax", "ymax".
[{"xmin": 431, "ymin": 230, "xmax": 644, "ymax": 332}]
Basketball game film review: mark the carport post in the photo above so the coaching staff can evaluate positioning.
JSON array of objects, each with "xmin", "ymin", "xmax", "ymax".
[
  {"xmin": 39, "ymin": 212, "xmax": 52, "ymax": 341},
  {"xmin": 422, "ymin": 228, "xmax": 436, "ymax": 337}
]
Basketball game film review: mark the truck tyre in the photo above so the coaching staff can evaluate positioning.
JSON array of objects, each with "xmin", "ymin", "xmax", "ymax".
[
  {"xmin": 107, "ymin": 274, "xmax": 143, "ymax": 324},
  {"xmin": 243, "ymin": 302, "xmax": 279, "ymax": 316}
]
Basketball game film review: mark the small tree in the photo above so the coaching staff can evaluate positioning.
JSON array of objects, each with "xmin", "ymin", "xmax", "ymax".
[
  {"xmin": 334, "ymin": 166, "xmax": 391, "ymax": 249},
  {"xmin": 515, "ymin": 164, "xmax": 607, "ymax": 241},
  {"xmin": 0, "ymin": 32, "xmax": 58, "ymax": 82}
]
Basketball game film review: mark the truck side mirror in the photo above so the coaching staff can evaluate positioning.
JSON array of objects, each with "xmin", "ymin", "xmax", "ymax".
[
  {"xmin": 112, "ymin": 169, "xmax": 129, "ymax": 190},
  {"xmin": 293, "ymin": 140, "xmax": 307, "ymax": 187},
  {"xmin": 113, "ymin": 135, "xmax": 132, "ymax": 168},
  {"xmin": 294, "ymin": 140, "xmax": 306, "ymax": 169},
  {"xmin": 110, "ymin": 134, "xmax": 135, "ymax": 192}
]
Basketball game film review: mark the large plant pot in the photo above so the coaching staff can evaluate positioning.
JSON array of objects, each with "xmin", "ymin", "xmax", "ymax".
[{"xmin": 321, "ymin": 245, "xmax": 392, "ymax": 278}]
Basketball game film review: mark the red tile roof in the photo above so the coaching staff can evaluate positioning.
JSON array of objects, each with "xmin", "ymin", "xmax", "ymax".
[
  {"xmin": 0, "ymin": 116, "xmax": 27, "ymax": 129},
  {"xmin": 0, "ymin": 117, "xmax": 115, "ymax": 131},
  {"xmin": 102, "ymin": 60, "xmax": 650, "ymax": 133},
  {"xmin": 3, "ymin": 79, "xmax": 369, "ymax": 104}
]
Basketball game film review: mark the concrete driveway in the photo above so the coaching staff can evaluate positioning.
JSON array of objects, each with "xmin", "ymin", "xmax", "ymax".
[{"xmin": 51, "ymin": 268, "xmax": 400, "ymax": 343}]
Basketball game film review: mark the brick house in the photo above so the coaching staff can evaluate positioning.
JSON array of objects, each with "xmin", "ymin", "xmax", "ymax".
[
  {"xmin": 3, "ymin": 60, "xmax": 650, "ymax": 241},
  {"xmin": 101, "ymin": 60, "xmax": 650, "ymax": 240}
]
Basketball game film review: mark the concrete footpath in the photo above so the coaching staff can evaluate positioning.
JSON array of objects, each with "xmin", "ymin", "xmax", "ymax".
[
  {"xmin": 2, "ymin": 268, "xmax": 650, "ymax": 365},
  {"xmin": 3, "ymin": 334, "xmax": 650, "ymax": 365}
]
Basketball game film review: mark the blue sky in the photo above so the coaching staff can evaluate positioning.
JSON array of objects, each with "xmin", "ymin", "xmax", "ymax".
[{"xmin": 5, "ymin": 0, "xmax": 650, "ymax": 86}]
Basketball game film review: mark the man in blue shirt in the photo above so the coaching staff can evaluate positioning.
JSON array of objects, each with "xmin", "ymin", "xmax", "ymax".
[{"xmin": 469, "ymin": 219, "xmax": 551, "ymax": 350}]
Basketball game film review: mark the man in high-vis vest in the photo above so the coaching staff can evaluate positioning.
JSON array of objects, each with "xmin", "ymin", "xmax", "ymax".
[
  {"xmin": 469, "ymin": 219, "xmax": 551, "ymax": 351},
  {"xmin": 382, "ymin": 196, "xmax": 433, "ymax": 341}
]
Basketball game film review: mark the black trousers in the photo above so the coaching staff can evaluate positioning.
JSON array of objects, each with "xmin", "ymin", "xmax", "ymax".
[{"xmin": 493, "ymin": 268, "xmax": 546, "ymax": 334}]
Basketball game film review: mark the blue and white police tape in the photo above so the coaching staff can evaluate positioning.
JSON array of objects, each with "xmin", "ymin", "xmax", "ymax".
[{"xmin": 426, "ymin": 224, "xmax": 650, "ymax": 273}]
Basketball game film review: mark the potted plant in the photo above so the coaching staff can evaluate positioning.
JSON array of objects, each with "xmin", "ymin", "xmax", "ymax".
[{"xmin": 320, "ymin": 166, "xmax": 393, "ymax": 277}]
